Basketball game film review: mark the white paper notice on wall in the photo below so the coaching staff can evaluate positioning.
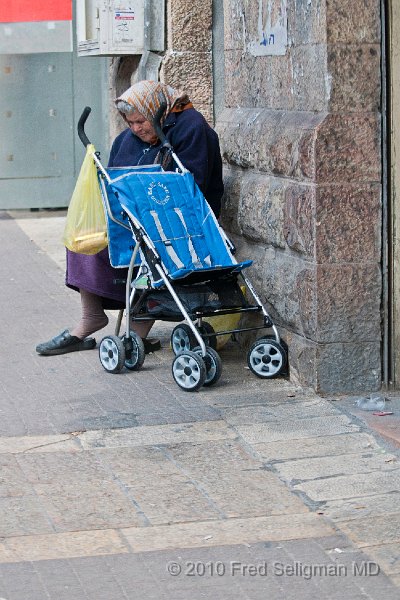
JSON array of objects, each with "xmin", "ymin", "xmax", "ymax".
[
  {"xmin": 112, "ymin": 3, "xmax": 144, "ymax": 47},
  {"xmin": 248, "ymin": 0, "xmax": 288, "ymax": 56}
]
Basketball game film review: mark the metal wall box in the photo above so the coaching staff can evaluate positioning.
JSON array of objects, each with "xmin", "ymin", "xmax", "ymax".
[{"xmin": 77, "ymin": 0, "xmax": 165, "ymax": 56}]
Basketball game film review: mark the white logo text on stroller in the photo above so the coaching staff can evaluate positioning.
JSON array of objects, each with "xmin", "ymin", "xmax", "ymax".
[{"xmin": 148, "ymin": 181, "xmax": 170, "ymax": 205}]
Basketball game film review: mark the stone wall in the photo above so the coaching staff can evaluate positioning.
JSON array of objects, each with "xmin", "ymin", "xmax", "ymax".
[
  {"xmin": 109, "ymin": 0, "xmax": 215, "ymax": 134},
  {"xmin": 217, "ymin": 0, "xmax": 382, "ymax": 393},
  {"xmin": 160, "ymin": 0, "xmax": 214, "ymax": 123}
]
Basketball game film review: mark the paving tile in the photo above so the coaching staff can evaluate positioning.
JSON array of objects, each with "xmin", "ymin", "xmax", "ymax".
[
  {"xmin": 128, "ymin": 481, "xmax": 222, "ymax": 524},
  {"xmin": 390, "ymin": 573, "xmax": 400, "ymax": 587},
  {"xmin": 0, "ymin": 530, "xmax": 129, "ymax": 563},
  {"xmin": 322, "ymin": 492, "xmax": 400, "ymax": 522},
  {"xmin": 32, "ymin": 485, "xmax": 143, "ymax": 531},
  {"xmin": 15, "ymin": 451, "xmax": 110, "ymax": 485},
  {"xmin": 0, "ymin": 495, "xmax": 54, "ymax": 537},
  {"xmin": 222, "ymin": 398, "xmax": 340, "ymax": 425},
  {"xmin": 97, "ymin": 446, "xmax": 190, "ymax": 485},
  {"xmin": 79, "ymin": 421, "xmax": 236, "ymax": 449},
  {"xmin": 251, "ymin": 432, "xmax": 382, "ymax": 462},
  {"xmin": 328, "ymin": 548, "xmax": 400, "ymax": 600},
  {"xmin": 191, "ymin": 470, "xmax": 308, "ymax": 518},
  {"xmin": 0, "ymin": 456, "xmax": 33, "ymax": 498},
  {"xmin": 273, "ymin": 451, "xmax": 399, "ymax": 482},
  {"xmin": 339, "ymin": 513, "xmax": 400, "ymax": 547},
  {"xmin": 0, "ymin": 434, "xmax": 80, "ymax": 455},
  {"xmin": 235, "ymin": 415, "xmax": 359, "ymax": 444},
  {"xmin": 293, "ymin": 471, "xmax": 400, "ymax": 502},
  {"xmin": 163, "ymin": 439, "xmax": 262, "ymax": 473},
  {"xmin": 361, "ymin": 542, "xmax": 400, "ymax": 575},
  {"xmin": 7, "ymin": 453, "xmax": 145, "ymax": 532},
  {"xmin": 121, "ymin": 513, "xmax": 335, "ymax": 553},
  {"xmin": 28, "ymin": 560, "xmax": 89, "ymax": 600},
  {"xmin": 160, "ymin": 440, "xmax": 308, "ymax": 517},
  {"xmin": 0, "ymin": 562, "xmax": 55, "ymax": 600}
]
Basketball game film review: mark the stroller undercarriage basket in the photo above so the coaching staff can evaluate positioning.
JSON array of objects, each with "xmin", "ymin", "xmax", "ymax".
[{"xmin": 143, "ymin": 278, "xmax": 249, "ymax": 319}]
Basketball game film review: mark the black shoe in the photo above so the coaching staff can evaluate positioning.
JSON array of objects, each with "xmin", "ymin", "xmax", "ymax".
[
  {"xmin": 36, "ymin": 329, "xmax": 96, "ymax": 356},
  {"xmin": 142, "ymin": 337, "xmax": 161, "ymax": 354}
]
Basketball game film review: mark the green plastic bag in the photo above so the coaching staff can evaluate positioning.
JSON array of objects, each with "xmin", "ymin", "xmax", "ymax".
[{"xmin": 63, "ymin": 144, "xmax": 108, "ymax": 255}]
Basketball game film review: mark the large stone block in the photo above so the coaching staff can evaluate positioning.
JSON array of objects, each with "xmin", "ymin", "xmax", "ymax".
[
  {"xmin": 168, "ymin": 0, "xmax": 212, "ymax": 52},
  {"xmin": 238, "ymin": 174, "xmax": 286, "ymax": 247},
  {"xmin": 236, "ymin": 252, "xmax": 381, "ymax": 346},
  {"xmin": 218, "ymin": 108, "xmax": 324, "ymax": 179},
  {"xmin": 253, "ymin": 247, "xmax": 317, "ymax": 338},
  {"xmin": 224, "ymin": 50, "xmax": 295, "ymax": 111},
  {"xmin": 326, "ymin": 0, "xmax": 381, "ymax": 44},
  {"xmin": 223, "ymin": 0, "xmax": 247, "ymax": 51},
  {"xmin": 291, "ymin": 44, "xmax": 329, "ymax": 112},
  {"xmin": 282, "ymin": 330, "xmax": 317, "ymax": 388},
  {"xmin": 285, "ymin": 333, "xmax": 381, "ymax": 394},
  {"xmin": 316, "ymin": 264, "xmax": 381, "ymax": 343},
  {"xmin": 315, "ymin": 114, "xmax": 381, "ymax": 183},
  {"xmin": 220, "ymin": 108, "xmax": 280, "ymax": 169},
  {"xmin": 315, "ymin": 340, "xmax": 381, "ymax": 394},
  {"xmin": 327, "ymin": 44, "xmax": 381, "ymax": 112},
  {"xmin": 315, "ymin": 183, "xmax": 381, "ymax": 264},
  {"xmin": 193, "ymin": 103, "xmax": 213, "ymax": 126},
  {"xmin": 160, "ymin": 51, "xmax": 212, "ymax": 107},
  {"xmin": 292, "ymin": 0, "xmax": 327, "ymax": 45},
  {"xmin": 284, "ymin": 183, "xmax": 315, "ymax": 258},
  {"xmin": 220, "ymin": 167, "xmax": 242, "ymax": 235}
]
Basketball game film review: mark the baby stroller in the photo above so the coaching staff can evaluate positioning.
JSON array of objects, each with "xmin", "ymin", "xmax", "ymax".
[{"xmin": 78, "ymin": 106, "xmax": 288, "ymax": 392}]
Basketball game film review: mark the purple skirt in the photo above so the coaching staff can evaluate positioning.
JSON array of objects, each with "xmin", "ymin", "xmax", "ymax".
[{"xmin": 66, "ymin": 248, "xmax": 128, "ymax": 310}]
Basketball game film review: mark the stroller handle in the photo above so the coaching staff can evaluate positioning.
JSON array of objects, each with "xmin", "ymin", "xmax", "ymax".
[
  {"xmin": 152, "ymin": 102, "xmax": 172, "ymax": 150},
  {"xmin": 78, "ymin": 106, "xmax": 92, "ymax": 147},
  {"xmin": 78, "ymin": 103, "xmax": 170, "ymax": 150}
]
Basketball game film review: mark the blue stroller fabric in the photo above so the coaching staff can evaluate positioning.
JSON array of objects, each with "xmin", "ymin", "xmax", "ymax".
[
  {"xmin": 102, "ymin": 167, "xmax": 252, "ymax": 286},
  {"xmin": 100, "ymin": 165, "xmax": 163, "ymax": 268}
]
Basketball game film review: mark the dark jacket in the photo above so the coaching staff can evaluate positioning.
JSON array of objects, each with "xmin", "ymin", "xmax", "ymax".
[{"xmin": 108, "ymin": 108, "xmax": 224, "ymax": 217}]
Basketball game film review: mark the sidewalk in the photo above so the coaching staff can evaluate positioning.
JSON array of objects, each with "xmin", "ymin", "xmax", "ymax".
[{"xmin": 1, "ymin": 209, "xmax": 400, "ymax": 599}]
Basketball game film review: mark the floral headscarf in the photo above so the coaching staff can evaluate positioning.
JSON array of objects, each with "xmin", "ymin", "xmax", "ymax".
[{"xmin": 115, "ymin": 80, "xmax": 191, "ymax": 126}]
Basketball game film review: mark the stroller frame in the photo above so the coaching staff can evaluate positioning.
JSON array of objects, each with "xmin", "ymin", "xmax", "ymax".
[{"xmin": 77, "ymin": 106, "xmax": 288, "ymax": 391}]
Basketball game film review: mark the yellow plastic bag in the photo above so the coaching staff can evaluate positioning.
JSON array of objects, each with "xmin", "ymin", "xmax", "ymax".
[
  {"xmin": 204, "ymin": 286, "xmax": 247, "ymax": 350},
  {"xmin": 63, "ymin": 144, "xmax": 108, "ymax": 255}
]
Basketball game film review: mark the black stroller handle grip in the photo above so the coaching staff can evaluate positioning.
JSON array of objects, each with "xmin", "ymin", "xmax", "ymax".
[
  {"xmin": 78, "ymin": 106, "xmax": 92, "ymax": 147},
  {"xmin": 152, "ymin": 102, "xmax": 172, "ymax": 149}
]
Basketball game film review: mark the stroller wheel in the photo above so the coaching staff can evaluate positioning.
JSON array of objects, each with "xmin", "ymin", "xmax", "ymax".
[
  {"xmin": 99, "ymin": 335, "xmax": 125, "ymax": 374},
  {"xmin": 171, "ymin": 323, "xmax": 196, "ymax": 355},
  {"xmin": 193, "ymin": 346, "xmax": 222, "ymax": 387},
  {"xmin": 172, "ymin": 350, "xmax": 206, "ymax": 391},
  {"xmin": 247, "ymin": 337, "xmax": 287, "ymax": 379},
  {"xmin": 257, "ymin": 336, "xmax": 289, "ymax": 376},
  {"xmin": 197, "ymin": 322, "xmax": 217, "ymax": 350},
  {"xmin": 123, "ymin": 331, "xmax": 145, "ymax": 371}
]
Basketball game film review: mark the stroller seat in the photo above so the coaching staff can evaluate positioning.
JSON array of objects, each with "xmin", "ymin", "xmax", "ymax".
[{"xmin": 102, "ymin": 167, "xmax": 251, "ymax": 286}]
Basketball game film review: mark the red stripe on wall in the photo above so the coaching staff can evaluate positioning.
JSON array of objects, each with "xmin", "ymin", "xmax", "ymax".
[{"xmin": 0, "ymin": 1, "xmax": 72, "ymax": 23}]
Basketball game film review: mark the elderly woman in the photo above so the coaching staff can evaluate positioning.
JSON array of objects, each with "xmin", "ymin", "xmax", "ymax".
[{"xmin": 36, "ymin": 80, "xmax": 224, "ymax": 356}]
